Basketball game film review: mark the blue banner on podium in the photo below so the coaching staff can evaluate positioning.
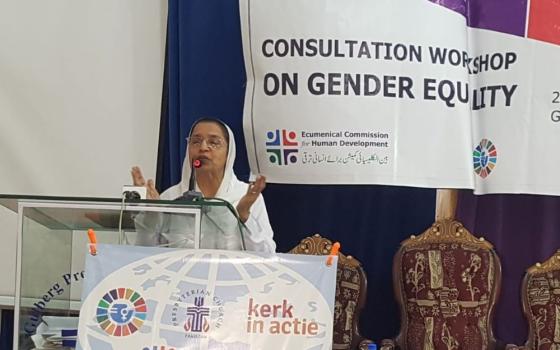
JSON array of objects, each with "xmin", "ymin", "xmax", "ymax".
[{"xmin": 77, "ymin": 244, "xmax": 337, "ymax": 350}]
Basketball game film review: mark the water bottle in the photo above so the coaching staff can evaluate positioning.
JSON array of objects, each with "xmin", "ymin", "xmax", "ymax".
[{"xmin": 367, "ymin": 343, "xmax": 378, "ymax": 350}]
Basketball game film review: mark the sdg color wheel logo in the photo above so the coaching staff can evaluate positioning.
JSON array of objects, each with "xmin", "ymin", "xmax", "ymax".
[
  {"xmin": 265, "ymin": 129, "xmax": 298, "ymax": 165},
  {"xmin": 96, "ymin": 288, "xmax": 147, "ymax": 336},
  {"xmin": 473, "ymin": 139, "xmax": 497, "ymax": 179}
]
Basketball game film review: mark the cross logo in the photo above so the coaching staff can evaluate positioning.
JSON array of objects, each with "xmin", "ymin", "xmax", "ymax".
[{"xmin": 184, "ymin": 296, "xmax": 210, "ymax": 333}]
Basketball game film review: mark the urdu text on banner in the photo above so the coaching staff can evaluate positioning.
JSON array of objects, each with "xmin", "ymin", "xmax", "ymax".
[{"xmin": 240, "ymin": 0, "xmax": 560, "ymax": 195}]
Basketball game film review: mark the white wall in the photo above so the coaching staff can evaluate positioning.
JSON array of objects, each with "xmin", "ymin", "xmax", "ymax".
[{"xmin": 0, "ymin": 0, "xmax": 168, "ymax": 302}]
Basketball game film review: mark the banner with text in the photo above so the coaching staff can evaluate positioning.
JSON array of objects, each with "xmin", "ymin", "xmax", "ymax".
[
  {"xmin": 240, "ymin": 0, "xmax": 560, "ymax": 195},
  {"xmin": 77, "ymin": 244, "xmax": 337, "ymax": 350}
]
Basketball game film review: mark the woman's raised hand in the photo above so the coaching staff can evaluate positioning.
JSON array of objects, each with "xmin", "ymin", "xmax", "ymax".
[
  {"xmin": 236, "ymin": 175, "xmax": 266, "ymax": 223},
  {"xmin": 131, "ymin": 166, "xmax": 160, "ymax": 200}
]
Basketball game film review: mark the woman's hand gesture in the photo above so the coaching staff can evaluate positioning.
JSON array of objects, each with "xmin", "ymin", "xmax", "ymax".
[
  {"xmin": 236, "ymin": 175, "xmax": 266, "ymax": 223},
  {"xmin": 131, "ymin": 166, "xmax": 160, "ymax": 200}
]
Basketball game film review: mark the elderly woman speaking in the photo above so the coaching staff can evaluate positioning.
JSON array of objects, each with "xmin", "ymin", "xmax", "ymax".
[{"xmin": 131, "ymin": 118, "xmax": 276, "ymax": 253}]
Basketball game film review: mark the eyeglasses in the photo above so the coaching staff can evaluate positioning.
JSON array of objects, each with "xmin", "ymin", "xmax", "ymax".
[{"xmin": 187, "ymin": 136, "xmax": 226, "ymax": 150}]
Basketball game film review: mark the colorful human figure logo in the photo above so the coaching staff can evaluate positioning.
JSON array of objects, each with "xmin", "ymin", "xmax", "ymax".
[
  {"xmin": 96, "ymin": 288, "xmax": 146, "ymax": 336},
  {"xmin": 473, "ymin": 139, "xmax": 497, "ymax": 178}
]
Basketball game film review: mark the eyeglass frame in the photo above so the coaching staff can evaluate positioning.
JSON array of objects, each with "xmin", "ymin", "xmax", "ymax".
[{"xmin": 186, "ymin": 136, "xmax": 227, "ymax": 150}]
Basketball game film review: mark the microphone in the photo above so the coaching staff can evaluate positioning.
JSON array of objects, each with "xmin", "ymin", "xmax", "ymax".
[
  {"xmin": 177, "ymin": 159, "xmax": 203, "ymax": 201},
  {"xmin": 188, "ymin": 159, "xmax": 201, "ymax": 191}
]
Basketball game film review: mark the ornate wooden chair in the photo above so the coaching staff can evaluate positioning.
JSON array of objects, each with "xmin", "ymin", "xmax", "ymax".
[
  {"xmin": 506, "ymin": 249, "xmax": 560, "ymax": 350},
  {"xmin": 381, "ymin": 219, "xmax": 502, "ymax": 350},
  {"xmin": 289, "ymin": 234, "xmax": 373, "ymax": 350}
]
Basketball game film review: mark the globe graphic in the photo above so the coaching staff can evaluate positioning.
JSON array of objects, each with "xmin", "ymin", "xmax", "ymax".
[{"xmin": 78, "ymin": 249, "xmax": 333, "ymax": 350}]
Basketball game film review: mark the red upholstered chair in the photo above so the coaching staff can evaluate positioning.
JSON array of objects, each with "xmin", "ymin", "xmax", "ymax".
[
  {"xmin": 381, "ymin": 219, "xmax": 502, "ymax": 350},
  {"xmin": 289, "ymin": 234, "xmax": 373, "ymax": 350},
  {"xmin": 506, "ymin": 249, "xmax": 560, "ymax": 350}
]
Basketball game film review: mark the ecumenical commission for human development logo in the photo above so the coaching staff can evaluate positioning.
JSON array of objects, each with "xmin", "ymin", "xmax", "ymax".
[
  {"xmin": 265, "ymin": 129, "xmax": 299, "ymax": 165},
  {"xmin": 96, "ymin": 288, "xmax": 146, "ymax": 336},
  {"xmin": 473, "ymin": 138, "xmax": 497, "ymax": 179}
]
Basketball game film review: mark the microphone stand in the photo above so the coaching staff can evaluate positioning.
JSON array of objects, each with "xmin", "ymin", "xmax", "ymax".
[
  {"xmin": 173, "ymin": 160, "xmax": 246, "ymax": 250},
  {"xmin": 177, "ymin": 159, "xmax": 202, "ymax": 201}
]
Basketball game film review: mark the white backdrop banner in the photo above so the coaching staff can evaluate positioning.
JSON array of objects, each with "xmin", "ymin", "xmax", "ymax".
[
  {"xmin": 77, "ymin": 245, "xmax": 337, "ymax": 350},
  {"xmin": 0, "ymin": 0, "xmax": 166, "ymax": 305},
  {"xmin": 240, "ymin": 0, "xmax": 560, "ymax": 195}
]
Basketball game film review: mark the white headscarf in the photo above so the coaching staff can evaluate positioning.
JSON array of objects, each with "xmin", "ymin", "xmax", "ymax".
[{"xmin": 160, "ymin": 119, "xmax": 247, "ymax": 204}]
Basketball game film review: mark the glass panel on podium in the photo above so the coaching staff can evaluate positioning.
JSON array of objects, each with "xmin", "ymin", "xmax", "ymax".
[{"xmin": 0, "ymin": 195, "xmax": 246, "ymax": 350}]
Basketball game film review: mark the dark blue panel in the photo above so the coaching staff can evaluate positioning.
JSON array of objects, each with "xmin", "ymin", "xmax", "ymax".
[{"xmin": 0, "ymin": 310, "xmax": 14, "ymax": 350}]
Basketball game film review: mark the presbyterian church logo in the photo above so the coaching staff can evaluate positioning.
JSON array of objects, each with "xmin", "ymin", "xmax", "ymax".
[
  {"xmin": 265, "ymin": 129, "xmax": 299, "ymax": 165},
  {"xmin": 184, "ymin": 296, "xmax": 210, "ymax": 332},
  {"xmin": 171, "ymin": 289, "xmax": 224, "ymax": 338},
  {"xmin": 473, "ymin": 138, "xmax": 497, "ymax": 179},
  {"xmin": 96, "ymin": 288, "xmax": 146, "ymax": 336}
]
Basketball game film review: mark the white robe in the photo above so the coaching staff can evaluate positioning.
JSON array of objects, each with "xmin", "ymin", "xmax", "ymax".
[{"xmin": 135, "ymin": 122, "xmax": 276, "ymax": 253}]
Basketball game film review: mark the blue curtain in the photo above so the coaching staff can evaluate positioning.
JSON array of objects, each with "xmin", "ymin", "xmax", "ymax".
[
  {"xmin": 157, "ymin": 0, "xmax": 250, "ymax": 189},
  {"xmin": 157, "ymin": 0, "xmax": 436, "ymax": 341},
  {"xmin": 0, "ymin": 310, "xmax": 13, "ymax": 350}
]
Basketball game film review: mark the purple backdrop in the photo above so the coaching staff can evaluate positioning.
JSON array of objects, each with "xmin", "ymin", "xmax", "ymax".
[
  {"xmin": 430, "ymin": 0, "xmax": 528, "ymax": 37},
  {"xmin": 429, "ymin": 0, "xmax": 467, "ymax": 17},
  {"xmin": 457, "ymin": 190, "xmax": 560, "ymax": 345}
]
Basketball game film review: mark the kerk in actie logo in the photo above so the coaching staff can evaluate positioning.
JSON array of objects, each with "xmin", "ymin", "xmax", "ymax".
[
  {"xmin": 473, "ymin": 138, "xmax": 497, "ymax": 179},
  {"xmin": 96, "ymin": 288, "xmax": 147, "ymax": 336},
  {"xmin": 265, "ymin": 129, "xmax": 298, "ymax": 165}
]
